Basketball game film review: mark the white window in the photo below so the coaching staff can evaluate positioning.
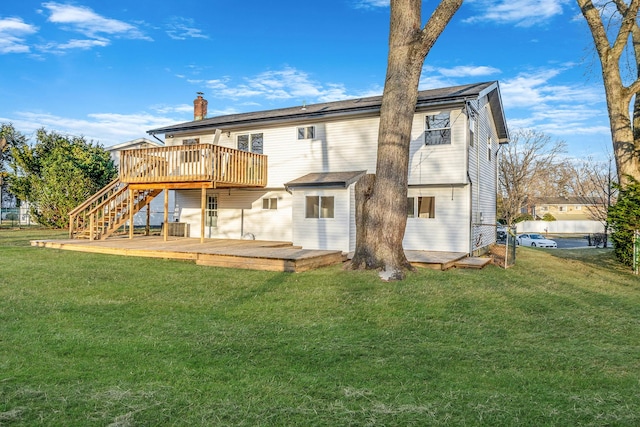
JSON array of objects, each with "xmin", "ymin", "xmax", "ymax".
[
  {"xmin": 407, "ymin": 196, "xmax": 435, "ymax": 218},
  {"xmin": 262, "ymin": 198, "xmax": 278, "ymax": 210},
  {"xmin": 425, "ymin": 112, "xmax": 451, "ymax": 145},
  {"xmin": 237, "ymin": 133, "xmax": 263, "ymax": 154},
  {"xmin": 305, "ymin": 196, "xmax": 334, "ymax": 218},
  {"xmin": 488, "ymin": 137, "xmax": 493, "ymax": 161},
  {"xmin": 297, "ymin": 126, "xmax": 315, "ymax": 140}
]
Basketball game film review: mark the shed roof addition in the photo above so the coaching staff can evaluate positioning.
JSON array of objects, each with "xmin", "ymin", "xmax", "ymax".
[{"xmin": 285, "ymin": 171, "xmax": 367, "ymax": 189}]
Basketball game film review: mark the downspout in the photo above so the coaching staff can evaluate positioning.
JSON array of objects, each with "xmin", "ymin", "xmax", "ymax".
[{"xmin": 150, "ymin": 133, "xmax": 165, "ymax": 145}]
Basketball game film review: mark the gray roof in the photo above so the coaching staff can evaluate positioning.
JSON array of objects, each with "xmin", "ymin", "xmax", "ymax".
[
  {"xmin": 148, "ymin": 81, "xmax": 509, "ymax": 143},
  {"xmin": 285, "ymin": 171, "xmax": 367, "ymax": 189}
]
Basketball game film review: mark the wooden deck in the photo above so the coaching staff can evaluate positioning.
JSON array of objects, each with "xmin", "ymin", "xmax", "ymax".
[
  {"xmin": 31, "ymin": 237, "xmax": 490, "ymax": 272},
  {"xmin": 31, "ymin": 236, "xmax": 344, "ymax": 273}
]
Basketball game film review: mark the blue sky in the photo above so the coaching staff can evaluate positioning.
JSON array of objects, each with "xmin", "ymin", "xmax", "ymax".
[{"xmin": 0, "ymin": 0, "xmax": 611, "ymax": 159}]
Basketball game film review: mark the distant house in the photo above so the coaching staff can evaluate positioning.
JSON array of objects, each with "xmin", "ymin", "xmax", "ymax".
[
  {"xmin": 516, "ymin": 196, "xmax": 606, "ymax": 235},
  {"xmin": 72, "ymin": 81, "xmax": 509, "ymax": 256},
  {"xmin": 530, "ymin": 196, "xmax": 594, "ymax": 220}
]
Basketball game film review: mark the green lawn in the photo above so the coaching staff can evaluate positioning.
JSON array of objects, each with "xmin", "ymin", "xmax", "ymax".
[{"xmin": 1, "ymin": 229, "xmax": 639, "ymax": 426}]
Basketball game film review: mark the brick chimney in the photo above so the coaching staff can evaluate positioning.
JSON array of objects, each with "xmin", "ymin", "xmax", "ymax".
[{"xmin": 193, "ymin": 92, "xmax": 208, "ymax": 121}]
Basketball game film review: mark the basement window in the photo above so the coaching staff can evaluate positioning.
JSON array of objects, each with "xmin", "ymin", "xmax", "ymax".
[
  {"xmin": 407, "ymin": 196, "xmax": 435, "ymax": 219},
  {"xmin": 262, "ymin": 198, "xmax": 278, "ymax": 210},
  {"xmin": 305, "ymin": 196, "xmax": 334, "ymax": 218}
]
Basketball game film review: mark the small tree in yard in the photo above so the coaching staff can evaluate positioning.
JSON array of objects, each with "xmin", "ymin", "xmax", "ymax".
[
  {"xmin": 608, "ymin": 178, "xmax": 640, "ymax": 266},
  {"xmin": 498, "ymin": 129, "xmax": 567, "ymax": 226},
  {"xmin": 571, "ymin": 154, "xmax": 617, "ymax": 248},
  {"xmin": 8, "ymin": 127, "xmax": 116, "ymax": 228},
  {"xmin": 348, "ymin": 0, "xmax": 463, "ymax": 281}
]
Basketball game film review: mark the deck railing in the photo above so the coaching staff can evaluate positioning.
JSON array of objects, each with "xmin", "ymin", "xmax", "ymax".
[{"xmin": 119, "ymin": 144, "xmax": 267, "ymax": 187}]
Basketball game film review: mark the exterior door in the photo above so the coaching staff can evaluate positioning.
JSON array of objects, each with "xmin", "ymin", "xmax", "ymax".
[{"xmin": 205, "ymin": 195, "xmax": 218, "ymax": 238}]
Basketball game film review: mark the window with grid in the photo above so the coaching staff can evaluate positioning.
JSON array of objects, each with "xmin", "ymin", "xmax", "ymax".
[{"xmin": 237, "ymin": 133, "xmax": 263, "ymax": 154}]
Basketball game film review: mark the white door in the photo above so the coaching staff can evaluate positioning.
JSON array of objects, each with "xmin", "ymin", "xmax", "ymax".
[{"xmin": 205, "ymin": 195, "xmax": 218, "ymax": 238}]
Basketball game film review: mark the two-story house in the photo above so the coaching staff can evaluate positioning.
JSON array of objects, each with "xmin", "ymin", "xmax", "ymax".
[{"xmin": 70, "ymin": 81, "xmax": 509, "ymax": 257}]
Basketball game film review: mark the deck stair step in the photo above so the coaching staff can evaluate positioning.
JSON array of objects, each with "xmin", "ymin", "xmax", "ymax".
[
  {"xmin": 453, "ymin": 256, "xmax": 492, "ymax": 269},
  {"xmin": 69, "ymin": 178, "xmax": 162, "ymax": 241}
]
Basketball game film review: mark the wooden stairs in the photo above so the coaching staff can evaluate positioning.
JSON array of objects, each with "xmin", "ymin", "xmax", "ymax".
[{"xmin": 69, "ymin": 178, "xmax": 162, "ymax": 240}]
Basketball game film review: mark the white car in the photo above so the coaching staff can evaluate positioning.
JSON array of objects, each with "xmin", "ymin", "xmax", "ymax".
[{"xmin": 516, "ymin": 233, "xmax": 557, "ymax": 248}]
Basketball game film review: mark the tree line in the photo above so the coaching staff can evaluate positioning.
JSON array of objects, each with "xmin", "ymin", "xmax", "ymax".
[{"xmin": 0, "ymin": 124, "xmax": 117, "ymax": 228}]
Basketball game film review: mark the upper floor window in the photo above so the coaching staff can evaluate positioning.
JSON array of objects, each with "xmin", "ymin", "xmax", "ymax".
[
  {"xmin": 425, "ymin": 112, "xmax": 451, "ymax": 145},
  {"xmin": 488, "ymin": 136, "xmax": 493, "ymax": 161},
  {"xmin": 297, "ymin": 126, "xmax": 315, "ymax": 140},
  {"xmin": 181, "ymin": 138, "xmax": 200, "ymax": 162},
  {"xmin": 237, "ymin": 133, "xmax": 263, "ymax": 154}
]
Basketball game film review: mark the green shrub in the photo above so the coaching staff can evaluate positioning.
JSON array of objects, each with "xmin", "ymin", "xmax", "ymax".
[
  {"xmin": 514, "ymin": 213, "xmax": 533, "ymax": 222},
  {"xmin": 542, "ymin": 213, "xmax": 556, "ymax": 221},
  {"xmin": 608, "ymin": 178, "xmax": 640, "ymax": 266}
]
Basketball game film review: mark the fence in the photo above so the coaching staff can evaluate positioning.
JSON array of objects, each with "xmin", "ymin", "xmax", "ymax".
[
  {"xmin": 0, "ymin": 207, "xmax": 33, "ymax": 226},
  {"xmin": 515, "ymin": 220, "xmax": 603, "ymax": 235}
]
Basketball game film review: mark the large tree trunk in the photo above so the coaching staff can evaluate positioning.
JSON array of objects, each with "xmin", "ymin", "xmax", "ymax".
[
  {"xmin": 348, "ymin": 0, "xmax": 462, "ymax": 280},
  {"xmin": 578, "ymin": 0, "xmax": 640, "ymax": 185}
]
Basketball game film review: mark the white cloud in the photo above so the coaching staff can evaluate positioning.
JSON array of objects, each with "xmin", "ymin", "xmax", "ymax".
[
  {"xmin": 500, "ymin": 69, "xmax": 602, "ymax": 109},
  {"xmin": 192, "ymin": 67, "xmax": 368, "ymax": 104},
  {"xmin": 6, "ymin": 110, "xmax": 177, "ymax": 147},
  {"xmin": 436, "ymin": 65, "xmax": 501, "ymax": 78},
  {"xmin": 38, "ymin": 38, "xmax": 110, "ymax": 53},
  {"xmin": 0, "ymin": 17, "xmax": 38, "ymax": 54},
  {"xmin": 352, "ymin": 0, "xmax": 389, "ymax": 8},
  {"xmin": 165, "ymin": 17, "xmax": 208, "ymax": 40},
  {"xmin": 42, "ymin": 2, "xmax": 151, "ymax": 41},
  {"xmin": 465, "ymin": 0, "xmax": 570, "ymax": 27}
]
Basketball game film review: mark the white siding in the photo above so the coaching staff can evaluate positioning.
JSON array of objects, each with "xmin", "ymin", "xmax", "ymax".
[
  {"xmin": 167, "ymin": 108, "xmax": 468, "ymax": 188},
  {"xmin": 403, "ymin": 186, "xmax": 470, "ymax": 253},
  {"xmin": 175, "ymin": 189, "xmax": 292, "ymax": 241},
  {"xmin": 291, "ymin": 188, "xmax": 351, "ymax": 252},
  {"xmin": 468, "ymin": 95, "xmax": 500, "ymax": 253},
  {"xmin": 408, "ymin": 109, "xmax": 467, "ymax": 185}
]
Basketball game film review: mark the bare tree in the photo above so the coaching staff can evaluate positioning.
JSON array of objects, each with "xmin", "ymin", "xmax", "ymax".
[
  {"xmin": 498, "ymin": 129, "xmax": 567, "ymax": 225},
  {"xmin": 571, "ymin": 154, "xmax": 618, "ymax": 247},
  {"xmin": 577, "ymin": 0, "xmax": 640, "ymax": 185},
  {"xmin": 348, "ymin": 0, "xmax": 463, "ymax": 281}
]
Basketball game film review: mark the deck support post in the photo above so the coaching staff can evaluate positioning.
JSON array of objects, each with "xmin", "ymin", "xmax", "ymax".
[
  {"xmin": 129, "ymin": 188, "xmax": 134, "ymax": 239},
  {"xmin": 200, "ymin": 186, "xmax": 206, "ymax": 243},
  {"xmin": 163, "ymin": 189, "xmax": 169, "ymax": 242},
  {"xmin": 146, "ymin": 203, "xmax": 151, "ymax": 236}
]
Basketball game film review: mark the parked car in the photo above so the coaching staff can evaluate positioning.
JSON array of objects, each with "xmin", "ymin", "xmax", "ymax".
[
  {"xmin": 516, "ymin": 233, "xmax": 557, "ymax": 248},
  {"xmin": 496, "ymin": 225, "xmax": 507, "ymax": 241}
]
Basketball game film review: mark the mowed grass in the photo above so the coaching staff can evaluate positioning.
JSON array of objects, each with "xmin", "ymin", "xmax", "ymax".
[{"xmin": 0, "ymin": 229, "xmax": 639, "ymax": 426}]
